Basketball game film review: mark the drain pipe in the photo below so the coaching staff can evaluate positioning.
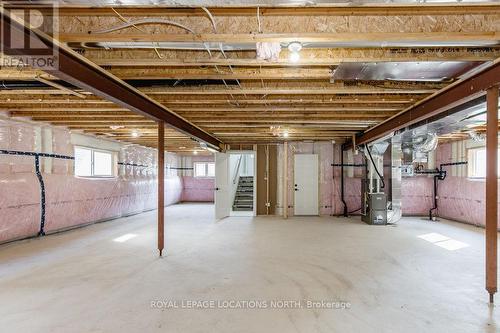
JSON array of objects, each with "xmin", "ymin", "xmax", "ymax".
[
  {"xmin": 415, "ymin": 161, "xmax": 467, "ymax": 220},
  {"xmin": 429, "ymin": 170, "xmax": 446, "ymax": 220},
  {"xmin": 340, "ymin": 144, "xmax": 348, "ymax": 217}
]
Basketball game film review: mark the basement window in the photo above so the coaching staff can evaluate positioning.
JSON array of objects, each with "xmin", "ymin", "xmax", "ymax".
[
  {"xmin": 194, "ymin": 162, "xmax": 215, "ymax": 178},
  {"xmin": 467, "ymin": 147, "xmax": 500, "ymax": 179},
  {"xmin": 74, "ymin": 147, "xmax": 115, "ymax": 177}
]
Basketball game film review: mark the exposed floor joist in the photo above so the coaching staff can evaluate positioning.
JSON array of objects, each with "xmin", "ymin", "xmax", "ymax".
[{"xmin": 1, "ymin": 3, "xmax": 499, "ymax": 148}]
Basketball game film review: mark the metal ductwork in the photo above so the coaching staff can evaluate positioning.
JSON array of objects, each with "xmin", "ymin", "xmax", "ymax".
[
  {"xmin": 469, "ymin": 131, "xmax": 486, "ymax": 142},
  {"xmin": 332, "ymin": 61, "xmax": 482, "ymax": 82},
  {"xmin": 413, "ymin": 133, "xmax": 438, "ymax": 153}
]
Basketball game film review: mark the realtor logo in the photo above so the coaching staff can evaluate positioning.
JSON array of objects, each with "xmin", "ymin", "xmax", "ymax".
[{"xmin": 0, "ymin": 2, "xmax": 58, "ymax": 70}]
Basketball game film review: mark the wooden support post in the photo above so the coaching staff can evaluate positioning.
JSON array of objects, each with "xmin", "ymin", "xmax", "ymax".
[
  {"xmin": 158, "ymin": 121, "xmax": 165, "ymax": 257},
  {"xmin": 283, "ymin": 142, "xmax": 288, "ymax": 219},
  {"xmin": 486, "ymin": 86, "xmax": 499, "ymax": 303}
]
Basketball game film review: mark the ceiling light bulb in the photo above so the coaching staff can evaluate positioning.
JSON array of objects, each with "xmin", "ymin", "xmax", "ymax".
[
  {"xmin": 283, "ymin": 131, "xmax": 289, "ymax": 138},
  {"xmin": 131, "ymin": 130, "xmax": 140, "ymax": 138},
  {"xmin": 193, "ymin": 150, "xmax": 198, "ymax": 155},
  {"xmin": 289, "ymin": 52, "xmax": 300, "ymax": 63},
  {"xmin": 287, "ymin": 41, "xmax": 302, "ymax": 53}
]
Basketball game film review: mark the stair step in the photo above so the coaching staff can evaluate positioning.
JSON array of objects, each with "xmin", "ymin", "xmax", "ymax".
[
  {"xmin": 233, "ymin": 175, "xmax": 254, "ymax": 210},
  {"xmin": 232, "ymin": 207, "xmax": 253, "ymax": 211}
]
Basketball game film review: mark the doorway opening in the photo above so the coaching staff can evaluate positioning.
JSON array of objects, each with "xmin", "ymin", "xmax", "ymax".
[
  {"xmin": 229, "ymin": 152, "xmax": 256, "ymax": 216},
  {"xmin": 214, "ymin": 151, "xmax": 256, "ymax": 220}
]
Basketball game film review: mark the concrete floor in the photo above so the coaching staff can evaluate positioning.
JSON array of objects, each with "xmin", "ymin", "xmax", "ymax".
[{"xmin": 0, "ymin": 203, "xmax": 498, "ymax": 333}]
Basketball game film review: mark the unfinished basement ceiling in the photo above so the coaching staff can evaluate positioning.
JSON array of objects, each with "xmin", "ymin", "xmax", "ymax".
[
  {"xmin": 332, "ymin": 61, "xmax": 483, "ymax": 82},
  {"xmin": 397, "ymin": 96, "xmax": 499, "ymax": 145},
  {"xmin": 0, "ymin": 2, "xmax": 499, "ymax": 152},
  {"xmin": 15, "ymin": 0, "xmax": 499, "ymax": 5}
]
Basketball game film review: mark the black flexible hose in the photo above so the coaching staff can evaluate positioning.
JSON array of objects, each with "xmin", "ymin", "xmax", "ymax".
[{"xmin": 366, "ymin": 145, "xmax": 385, "ymax": 189}]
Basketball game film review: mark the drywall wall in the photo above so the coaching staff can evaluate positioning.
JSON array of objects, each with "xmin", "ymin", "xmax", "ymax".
[{"xmin": 0, "ymin": 117, "xmax": 182, "ymax": 244}]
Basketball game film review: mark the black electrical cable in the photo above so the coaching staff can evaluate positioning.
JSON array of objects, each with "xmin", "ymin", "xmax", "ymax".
[
  {"xmin": 348, "ymin": 207, "xmax": 361, "ymax": 214},
  {"xmin": 366, "ymin": 145, "xmax": 385, "ymax": 189}
]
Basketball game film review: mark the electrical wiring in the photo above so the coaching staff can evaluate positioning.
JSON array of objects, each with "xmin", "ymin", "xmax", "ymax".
[{"xmin": 90, "ymin": 17, "xmax": 196, "ymax": 35}]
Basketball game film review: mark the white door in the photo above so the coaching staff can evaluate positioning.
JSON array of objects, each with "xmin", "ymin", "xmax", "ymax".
[
  {"xmin": 294, "ymin": 154, "xmax": 319, "ymax": 215},
  {"xmin": 215, "ymin": 152, "xmax": 230, "ymax": 220}
]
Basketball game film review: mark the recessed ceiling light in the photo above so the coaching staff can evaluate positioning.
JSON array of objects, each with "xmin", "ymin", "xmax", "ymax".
[
  {"xmin": 283, "ymin": 131, "xmax": 289, "ymax": 138},
  {"xmin": 178, "ymin": 146, "xmax": 186, "ymax": 149},
  {"xmin": 131, "ymin": 130, "xmax": 140, "ymax": 138},
  {"xmin": 193, "ymin": 151, "xmax": 198, "ymax": 155}
]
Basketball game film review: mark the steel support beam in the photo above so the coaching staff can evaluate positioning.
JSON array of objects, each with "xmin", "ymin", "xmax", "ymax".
[
  {"xmin": 486, "ymin": 86, "xmax": 499, "ymax": 303},
  {"xmin": 0, "ymin": 9, "xmax": 221, "ymax": 150},
  {"xmin": 158, "ymin": 122, "xmax": 165, "ymax": 257},
  {"xmin": 283, "ymin": 141, "xmax": 288, "ymax": 219},
  {"xmin": 348, "ymin": 59, "xmax": 500, "ymax": 148}
]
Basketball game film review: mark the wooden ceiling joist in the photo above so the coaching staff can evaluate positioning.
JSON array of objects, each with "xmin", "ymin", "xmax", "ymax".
[
  {"xmin": 2, "ymin": 3, "xmax": 498, "ymax": 147},
  {"xmin": 26, "ymin": 4, "xmax": 500, "ymax": 17},
  {"xmin": 58, "ymin": 32, "xmax": 500, "ymax": 45},
  {"xmin": 0, "ymin": 9, "xmax": 221, "ymax": 150}
]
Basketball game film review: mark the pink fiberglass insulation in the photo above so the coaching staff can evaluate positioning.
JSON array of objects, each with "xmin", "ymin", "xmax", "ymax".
[
  {"xmin": 433, "ymin": 141, "xmax": 499, "ymax": 228},
  {"xmin": 181, "ymin": 176, "xmax": 214, "ymax": 202},
  {"xmin": 401, "ymin": 177, "xmax": 434, "ymax": 216},
  {"xmin": 0, "ymin": 118, "xmax": 182, "ymax": 244},
  {"xmin": 281, "ymin": 141, "xmax": 437, "ymax": 217},
  {"xmin": 181, "ymin": 155, "xmax": 215, "ymax": 202}
]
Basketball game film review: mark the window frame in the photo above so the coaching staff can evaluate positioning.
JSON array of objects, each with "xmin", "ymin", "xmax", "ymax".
[
  {"xmin": 467, "ymin": 146, "xmax": 500, "ymax": 179},
  {"xmin": 74, "ymin": 146, "xmax": 117, "ymax": 178},
  {"xmin": 193, "ymin": 161, "xmax": 215, "ymax": 178}
]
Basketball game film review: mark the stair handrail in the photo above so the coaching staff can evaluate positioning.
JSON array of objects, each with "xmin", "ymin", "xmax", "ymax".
[{"xmin": 232, "ymin": 154, "xmax": 243, "ymax": 185}]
